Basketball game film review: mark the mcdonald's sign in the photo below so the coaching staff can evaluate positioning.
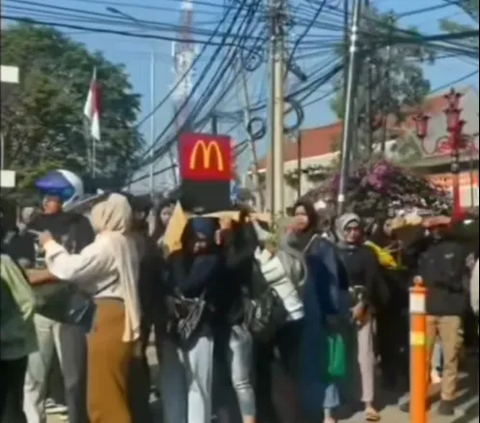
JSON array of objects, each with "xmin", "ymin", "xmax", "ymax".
[{"xmin": 180, "ymin": 133, "xmax": 232, "ymax": 181}]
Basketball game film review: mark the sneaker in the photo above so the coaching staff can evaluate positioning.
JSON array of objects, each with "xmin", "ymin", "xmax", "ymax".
[
  {"xmin": 45, "ymin": 401, "xmax": 68, "ymax": 415},
  {"xmin": 58, "ymin": 413, "xmax": 69, "ymax": 421},
  {"xmin": 437, "ymin": 400, "xmax": 455, "ymax": 416},
  {"xmin": 399, "ymin": 402, "xmax": 409, "ymax": 413}
]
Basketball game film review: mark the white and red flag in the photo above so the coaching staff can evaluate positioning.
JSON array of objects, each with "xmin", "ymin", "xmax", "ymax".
[{"xmin": 83, "ymin": 68, "xmax": 101, "ymax": 141}]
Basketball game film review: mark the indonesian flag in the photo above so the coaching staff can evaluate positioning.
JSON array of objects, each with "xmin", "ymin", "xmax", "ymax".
[{"xmin": 83, "ymin": 68, "xmax": 101, "ymax": 141}]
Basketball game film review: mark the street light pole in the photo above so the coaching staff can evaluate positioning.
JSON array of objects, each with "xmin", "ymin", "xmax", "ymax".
[
  {"xmin": 267, "ymin": 0, "xmax": 286, "ymax": 218},
  {"xmin": 444, "ymin": 89, "xmax": 465, "ymax": 219},
  {"xmin": 337, "ymin": 0, "xmax": 362, "ymax": 215},
  {"xmin": 149, "ymin": 50, "xmax": 156, "ymax": 195},
  {"xmin": 414, "ymin": 88, "xmax": 468, "ymax": 219}
]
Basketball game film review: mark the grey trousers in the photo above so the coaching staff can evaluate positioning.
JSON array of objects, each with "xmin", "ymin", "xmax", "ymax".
[{"xmin": 23, "ymin": 315, "xmax": 88, "ymax": 423}]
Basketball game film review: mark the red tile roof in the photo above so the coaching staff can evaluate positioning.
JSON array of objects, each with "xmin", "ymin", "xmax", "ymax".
[{"xmin": 256, "ymin": 91, "xmax": 454, "ymax": 171}]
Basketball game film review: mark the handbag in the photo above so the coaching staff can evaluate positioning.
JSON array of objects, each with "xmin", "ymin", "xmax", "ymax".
[
  {"xmin": 326, "ymin": 333, "xmax": 347, "ymax": 380},
  {"xmin": 244, "ymin": 286, "xmax": 288, "ymax": 342},
  {"xmin": 243, "ymin": 263, "xmax": 288, "ymax": 342},
  {"xmin": 33, "ymin": 279, "xmax": 118, "ymax": 332},
  {"xmin": 166, "ymin": 289, "xmax": 209, "ymax": 349}
]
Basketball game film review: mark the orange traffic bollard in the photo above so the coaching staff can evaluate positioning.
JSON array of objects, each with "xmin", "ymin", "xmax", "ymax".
[{"xmin": 409, "ymin": 276, "xmax": 428, "ymax": 423}]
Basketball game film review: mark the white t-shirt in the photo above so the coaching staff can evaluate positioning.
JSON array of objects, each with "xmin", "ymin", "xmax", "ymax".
[{"xmin": 255, "ymin": 248, "xmax": 304, "ymax": 322}]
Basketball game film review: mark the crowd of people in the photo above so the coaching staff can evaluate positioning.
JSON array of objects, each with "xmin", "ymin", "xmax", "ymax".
[{"xmin": 1, "ymin": 186, "xmax": 479, "ymax": 423}]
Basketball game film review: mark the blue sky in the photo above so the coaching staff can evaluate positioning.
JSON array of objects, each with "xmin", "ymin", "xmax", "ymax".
[{"xmin": 2, "ymin": 0, "xmax": 479, "ymax": 190}]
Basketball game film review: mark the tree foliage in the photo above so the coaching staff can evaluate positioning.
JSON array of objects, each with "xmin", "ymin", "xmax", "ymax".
[
  {"xmin": 303, "ymin": 160, "xmax": 451, "ymax": 218},
  {"xmin": 330, "ymin": 6, "xmax": 433, "ymax": 158},
  {"xmin": 440, "ymin": 0, "xmax": 479, "ymax": 49},
  {"xmin": 1, "ymin": 23, "xmax": 144, "ymax": 195}
]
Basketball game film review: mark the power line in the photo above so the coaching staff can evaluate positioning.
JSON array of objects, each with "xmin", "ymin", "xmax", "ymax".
[
  {"xmin": 1, "ymin": 15, "xmax": 264, "ymax": 47},
  {"xmin": 132, "ymin": 0, "xmax": 261, "ymax": 167}
]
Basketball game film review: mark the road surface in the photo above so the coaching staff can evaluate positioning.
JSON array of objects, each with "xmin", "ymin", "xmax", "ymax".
[{"xmin": 47, "ymin": 345, "xmax": 479, "ymax": 423}]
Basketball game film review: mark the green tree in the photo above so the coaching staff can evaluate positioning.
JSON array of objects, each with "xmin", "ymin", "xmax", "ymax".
[
  {"xmin": 390, "ymin": 132, "xmax": 424, "ymax": 165},
  {"xmin": 330, "ymin": 6, "xmax": 433, "ymax": 158},
  {"xmin": 440, "ymin": 0, "xmax": 479, "ymax": 49},
  {"xmin": 1, "ymin": 23, "xmax": 144, "ymax": 194}
]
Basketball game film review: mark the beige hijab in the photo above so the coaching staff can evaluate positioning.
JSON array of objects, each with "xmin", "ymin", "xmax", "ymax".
[{"xmin": 91, "ymin": 193, "xmax": 141, "ymax": 342}]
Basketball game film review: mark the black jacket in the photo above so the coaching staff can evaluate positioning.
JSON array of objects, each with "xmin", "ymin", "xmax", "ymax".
[
  {"xmin": 417, "ymin": 237, "xmax": 468, "ymax": 316},
  {"xmin": 337, "ymin": 244, "xmax": 388, "ymax": 308},
  {"xmin": 28, "ymin": 212, "xmax": 95, "ymax": 253},
  {"xmin": 168, "ymin": 251, "xmax": 221, "ymax": 299},
  {"xmin": 220, "ymin": 222, "xmax": 258, "ymax": 325}
]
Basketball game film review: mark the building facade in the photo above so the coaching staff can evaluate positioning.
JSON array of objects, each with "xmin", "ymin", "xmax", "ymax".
[{"xmin": 248, "ymin": 86, "xmax": 479, "ymax": 210}]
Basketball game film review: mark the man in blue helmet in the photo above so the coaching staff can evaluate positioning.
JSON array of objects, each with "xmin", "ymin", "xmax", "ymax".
[{"xmin": 23, "ymin": 175, "xmax": 94, "ymax": 423}]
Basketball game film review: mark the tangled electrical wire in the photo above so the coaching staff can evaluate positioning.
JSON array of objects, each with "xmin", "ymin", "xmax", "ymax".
[{"xmin": 2, "ymin": 0, "xmax": 478, "ymax": 187}]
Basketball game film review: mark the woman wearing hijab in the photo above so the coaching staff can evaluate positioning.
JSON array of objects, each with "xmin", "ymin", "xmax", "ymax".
[
  {"xmin": 335, "ymin": 213, "xmax": 383, "ymax": 422},
  {"xmin": 35, "ymin": 193, "xmax": 142, "ymax": 423},
  {"xmin": 284, "ymin": 200, "xmax": 348, "ymax": 423},
  {"xmin": 161, "ymin": 216, "xmax": 222, "ymax": 423},
  {"xmin": 219, "ymin": 212, "xmax": 258, "ymax": 423}
]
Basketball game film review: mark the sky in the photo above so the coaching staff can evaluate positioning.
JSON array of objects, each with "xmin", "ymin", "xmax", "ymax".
[{"xmin": 2, "ymin": 0, "xmax": 479, "ymax": 192}]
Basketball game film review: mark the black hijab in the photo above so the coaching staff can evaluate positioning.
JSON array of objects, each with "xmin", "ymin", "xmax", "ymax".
[{"xmin": 289, "ymin": 200, "xmax": 320, "ymax": 252}]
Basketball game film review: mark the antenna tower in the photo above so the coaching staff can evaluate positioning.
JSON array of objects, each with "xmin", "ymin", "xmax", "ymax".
[{"xmin": 172, "ymin": 0, "xmax": 195, "ymax": 133}]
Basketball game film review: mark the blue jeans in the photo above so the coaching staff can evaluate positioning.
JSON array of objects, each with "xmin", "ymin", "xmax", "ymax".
[
  {"xmin": 228, "ymin": 325, "xmax": 256, "ymax": 417},
  {"xmin": 161, "ymin": 334, "xmax": 214, "ymax": 423}
]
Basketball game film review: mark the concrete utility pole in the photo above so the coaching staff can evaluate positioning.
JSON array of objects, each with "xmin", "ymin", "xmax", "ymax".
[
  {"xmin": 268, "ymin": 0, "xmax": 286, "ymax": 218},
  {"xmin": 238, "ymin": 55, "xmax": 265, "ymax": 210},
  {"xmin": 149, "ymin": 50, "xmax": 156, "ymax": 194},
  {"xmin": 337, "ymin": 0, "xmax": 362, "ymax": 215},
  {"xmin": 364, "ymin": 0, "xmax": 373, "ymax": 156}
]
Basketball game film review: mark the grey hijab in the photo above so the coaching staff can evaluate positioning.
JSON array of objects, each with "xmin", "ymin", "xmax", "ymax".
[{"xmin": 335, "ymin": 213, "xmax": 361, "ymax": 243}]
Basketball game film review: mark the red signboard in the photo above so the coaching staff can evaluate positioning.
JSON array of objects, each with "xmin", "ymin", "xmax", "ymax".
[{"xmin": 180, "ymin": 133, "xmax": 232, "ymax": 182}]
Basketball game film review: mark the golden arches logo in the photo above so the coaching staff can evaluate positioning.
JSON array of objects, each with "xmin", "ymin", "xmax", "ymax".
[{"xmin": 189, "ymin": 140, "xmax": 224, "ymax": 171}]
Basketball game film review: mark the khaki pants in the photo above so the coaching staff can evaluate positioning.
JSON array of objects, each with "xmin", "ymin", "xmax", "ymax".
[
  {"xmin": 426, "ymin": 316, "xmax": 463, "ymax": 401},
  {"xmin": 87, "ymin": 299, "xmax": 135, "ymax": 423}
]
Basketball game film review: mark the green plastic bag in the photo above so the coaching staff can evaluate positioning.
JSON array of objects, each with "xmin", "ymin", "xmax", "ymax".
[{"xmin": 327, "ymin": 333, "xmax": 347, "ymax": 379}]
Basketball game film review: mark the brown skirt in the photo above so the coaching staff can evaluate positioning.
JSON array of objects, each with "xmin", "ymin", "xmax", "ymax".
[{"xmin": 87, "ymin": 299, "xmax": 135, "ymax": 423}]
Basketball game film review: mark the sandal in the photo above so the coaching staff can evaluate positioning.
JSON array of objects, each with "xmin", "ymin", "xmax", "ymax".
[{"xmin": 365, "ymin": 408, "xmax": 381, "ymax": 422}]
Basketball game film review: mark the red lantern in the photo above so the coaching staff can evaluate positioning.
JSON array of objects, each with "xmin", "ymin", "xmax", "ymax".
[
  {"xmin": 445, "ymin": 107, "xmax": 462, "ymax": 132},
  {"xmin": 445, "ymin": 88, "xmax": 462, "ymax": 110},
  {"xmin": 414, "ymin": 113, "xmax": 430, "ymax": 139}
]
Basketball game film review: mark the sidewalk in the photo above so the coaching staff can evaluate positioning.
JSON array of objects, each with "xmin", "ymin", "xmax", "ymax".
[{"xmin": 47, "ymin": 343, "xmax": 479, "ymax": 423}]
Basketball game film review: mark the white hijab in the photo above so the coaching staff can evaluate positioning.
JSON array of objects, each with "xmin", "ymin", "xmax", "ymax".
[{"xmin": 91, "ymin": 193, "xmax": 141, "ymax": 342}]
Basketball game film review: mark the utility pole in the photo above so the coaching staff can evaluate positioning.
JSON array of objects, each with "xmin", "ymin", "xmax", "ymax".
[
  {"xmin": 238, "ymin": 55, "xmax": 265, "ymax": 210},
  {"xmin": 211, "ymin": 114, "xmax": 218, "ymax": 134},
  {"xmin": 364, "ymin": 0, "xmax": 373, "ymax": 157},
  {"xmin": 380, "ymin": 13, "xmax": 395, "ymax": 155},
  {"xmin": 268, "ymin": 0, "xmax": 286, "ymax": 219},
  {"xmin": 343, "ymin": 0, "xmax": 349, "ymax": 105},
  {"xmin": 149, "ymin": 50, "xmax": 156, "ymax": 195},
  {"xmin": 337, "ymin": 0, "xmax": 362, "ymax": 215}
]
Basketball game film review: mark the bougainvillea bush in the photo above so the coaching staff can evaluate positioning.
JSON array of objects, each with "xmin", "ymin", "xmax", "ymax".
[{"xmin": 303, "ymin": 160, "xmax": 452, "ymax": 218}]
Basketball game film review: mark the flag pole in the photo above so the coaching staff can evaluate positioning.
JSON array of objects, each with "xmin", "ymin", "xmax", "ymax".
[{"xmin": 91, "ymin": 67, "xmax": 97, "ymax": 179}]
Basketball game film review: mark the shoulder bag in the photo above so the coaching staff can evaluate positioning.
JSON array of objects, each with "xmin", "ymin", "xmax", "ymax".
[
  {"xmin": 243, "ymin": 261, "xmax": 288, "ymax": 343},
  {"xmin": 165, "ymin": 288, "xmax": 209, "ymax": 349}
]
